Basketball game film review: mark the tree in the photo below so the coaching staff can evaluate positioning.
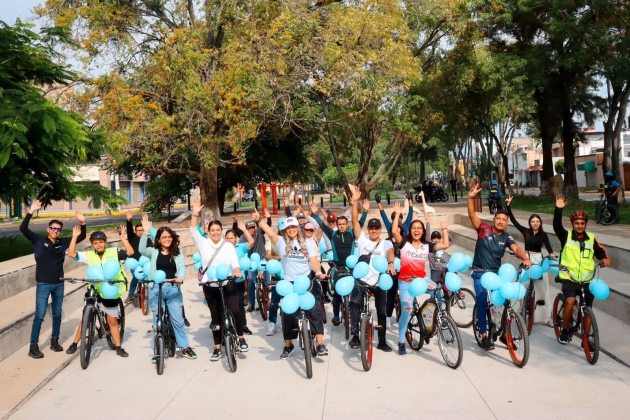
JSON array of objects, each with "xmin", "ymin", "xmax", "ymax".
[
  {"xmin": 554, "ymin": 159, "xmax": 565, "ymax": 175},
  {"xmin": 0, "ymin": 20, "xmax": 124, "ymax": 209}
]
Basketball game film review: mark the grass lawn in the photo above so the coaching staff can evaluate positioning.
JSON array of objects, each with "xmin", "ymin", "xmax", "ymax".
[{"xmin": 508, "ymin": 195, "xmax": 628, "ymax": 225}]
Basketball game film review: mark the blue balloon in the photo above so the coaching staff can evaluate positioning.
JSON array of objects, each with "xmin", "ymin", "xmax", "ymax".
[
  {"xmin": 352, "ymin": 261, "xmax": 370, "ymax": 279},
  {"xmin": 394, "ymin": 257, "xmax": 401, "ymax": 271},
  {"xmin": 299, "ymin": 292, "xmax": 316, "ymax": 310},
  {"xmin": 276, "ymin": 280, "xmax": 294, "ymax": 297},
  {"xmin": 445, "ymin": 272, "xmax": 462, "ymax": 292},
  {"xmin": 192, "ymin": 253, "xmax": 202, "ymax": 262},
  {"xmin": 87, "ymin": 264, "xmax": 105, "ymax": 280},
  {"xmin": 447, "ymin": 253, "xmax": 466, "ymax": 272},
  {"xmin": 250, "ymin": 260, "xmax": 259, "ymax": 271},
  {"xmin": 239, "ymin": 257, "xmax": 251, "ymax": 271},
  {"xmin": 514, "ymin": 283, "xmax": 527, "ymax": 300},
  {"xmin": 125, "ymin": 258, "xmax": 139, "ymax": 271},
  {"xmin": 518, "ymin": 269, "xmax": 530, "ymax": 283},
  {"xmin": 100, "ymin": 282, "xmax": 119, "ymax": 299},
  {"xmin": 464, "ymin": 255, "xmax": 473, "ymax": 267},
  {"xmin": 194, "ymin": 261, "xmax": 202, "ymax": 271},
  {"xmin": 541, "ymin": 258, "xmax": 551, "ymax": 273},
  {"xmin": 138, "ymin": 256, "xmax": 150, "ymax": 266},
  {"xmin": 235, "ymin": 275, "xmax": 246, "ymax": 283},
  {"xmin": 143, "ymin": 262, "xmax": 151, "ymax": 276},
  {"xmin": 133, "ymin": 266, "xmax": 145, "ymax": 280},
  {"xmin": 207, "ymin": 266, "xmax": 217, "ymax": 280},
  {"xmin": 266, "ymin": 259, "xmax": 282, "ymax": 275},
  {"xmin": 258, "ymin": 260, "xmax": 267, "ymax": 272},
  {"xmin": 154, "ymin": 270, "xmax": 166, "ymax": 284},
  {"xmin": 409, "ymin": 278, "xmax": 428, "ymax": 297},
  {"xmin": 216, "ymin": 263, "xmax": 231, "ymax": 280},
  {"xmin": 498, "ymin": 264, "xmax": 517, "ymax": 283},
  {"xmin": 459, "ymin": 263, "xmax": 471, "ymax": 273},
  {"xmin": 550, "ymin": 265, "xmax": 559, "ymax": 276},
  {"xmin": 371, "ymin": 255, "xmax": 388, "ymax": 274},
  {"xmin": 490, "ymin": 289, "xmax": 505, "ymax": 306},
  {"xmin": 499, "ymin": 282, "xmax": 517, "ymax": 300},
  {"xmin": 352, "ymin": 245, "xmax": 360, "ymax": 257},
  {"xmin": 250, "ymin": 253, "xmax": 261, "ymax": 262},
  {"xmin": 589, "ymin": 279, "xmax": 610, "ymax": 300},
  {"xmin": 281, "ymin": 293, "xmax": 300, "ymax": 314},
  {"xmin": 379, "ymin": 273, "xmax": 393, "ymax": 291},
  {"xmin": 335, "ymin": 276, "xmax": 355, "ymax": 296},
  {"xmin": 480, "ymin": 272, "xmax": 502, "ymax": 291},
  {"xmin": 102, "ymin": 259, "xmax": 120, "ymax": 280},
  {"xmin": 319, "ymin": 239, "xmax": 327, "ymax": 256},
  {"xmin": 346, "ymin": 255, "xmax": 359, "ymax": 269},
  {"xmin": 293, "ymin": 275, "xmax": 311, "ymax": 295},
  {"xmin": 527, "ymin": 265, "xmax": 543, "ymax": 280}
]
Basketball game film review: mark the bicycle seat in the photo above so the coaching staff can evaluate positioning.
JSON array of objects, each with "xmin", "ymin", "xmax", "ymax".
[{"xmin": 199, "ymin": 279, "xmax": 231, "ymax": 288}]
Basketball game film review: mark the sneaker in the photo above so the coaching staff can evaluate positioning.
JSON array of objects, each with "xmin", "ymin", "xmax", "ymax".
[
  {"xmin": 317, "ymin": 344, "xmax": 329, "ymax": 356},
  {"xmin": 184, "ymin": 318, "xmax": 191, "ymax": 328},
  {"xmin": 243, "ymin": 326, "xmax": 253, "ymax": 335},
  {"xmin": 246, "ymin": 305, "xmax": 255, "ymax": 313},
  {"xmin": 331, "ymin": 316, "xmax": 341, "ymax": 326},
  {"xmin": 386, "ymin": 317, "xmax": 392, "ymax": 329},
  {"xmin": 482, "ymin": 335, "xmax": 495, "ymax": 351},
  {"xmin": 267, "ymin": 322, "xmax": 276, "ymax": 336},
  {"xmin": 50, "ymin": 338, "xmax": 63, "ymax": 352},
  {"xmin": 377, "ymin": 340, "xmax": 393, "ymax": 352},
  {"xmin": 239, "ymin": 338, "xmax": 249, "ymax": 352},
  {"xmin": 152, "ymin": 356, "xmax": 158, "ymax": 364},
  {"xmin": 547, "ymin": 319, "xmax": 555, "ymax": 328},
  {"xmin": 558, "ymin": 329, "xmax": 570, "ymax": 345},
  {"xmin": 440, "ymin": 319, "xmax": 449, "ymax": 330},
  {"xmin": 210, "ymin": 348, "xmax": 222, "ymax": 361},
  {"xmin": 349, "ymin": 335, "xmax": 360, "ymax": 349},
  {"xmin": 66, "ymin": 342, "xmax": 78, "ymax": 355},
  {"xmin": 116, "ymin": 347, "xmax": 129, "ymax": 357},
  {"xmin": 280, "ymin": 344, "xmax": 294, "ymax": 359},
  {"xmin": 182, "ymin": 347, "xmax": 197, "ymax": 359},
  {"xmin": 28, "ymin": 344, "xmax": 44, "ymax": 359},
  {"xmin": 398, "ymin": 343, "xmax": 406, "ymax": 356},
  {"xmin": 124, "ymin": 297, "xmax": 133, "ymax": 305}
]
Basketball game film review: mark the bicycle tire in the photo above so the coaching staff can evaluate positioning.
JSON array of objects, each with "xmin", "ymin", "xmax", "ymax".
[
  {"xmin": 406, "ymin": 312, "xmax": 423, "ymax": 351},
  {"xmin": 225, "ymin": 333, "xmax": 237, "ymax": 373},
  {"xmin": 471, "ymin": 304, "xmax": 485, "ymax": 348},
  {"xmin": 446, "ymin": 287, "xmax": 476, "ymax": 328},
  {"xmin": 360, "ymin": 315, "xmax": 373, "ymax": 371},
  {"xmin": 552, "ymin": 294, "xmax": 564, "ymax": 339},
  {"xmin": 506, "ymin": 310, "xmax": 529, "ymax": 368},
  {"xmin": 581, "ymin": 307, "xmax": 600, "ymax": 365},
  {"xmin": 437, "ymin": 314, "xmax": 463, "ymax": 369},
  {"xmin": 394, "ymin": 294, "xmax": 401, "ymax": 322},
  {"xmin": 440, "ymin": 192, "xmax": 449, "ymax": 202},
  {"xmin": 256, "ymin": 285, "xmax": 267, "ymax": 321},
  {"xmin": 156, "ymin": 335, "xmax": 165, "ymax": 375},
  {"xmin": 343, "ymin": 296, "xmax": 350, "ymax": 340},
  {"xmin": 79, "ymin": 305, "xmax": 96, "ymax": 370},
  {"xmin": 261, "ymin": 282, "xmax": 270, "ymax": 320},
  {"xmin": 600, "ymin": 206, "xmax": 618, "ymax": 226},
  {"xmin": 522, "ymin": 289, "xmax": 535, "ymax": 335},
  {"xmin": 301, "ymin": 319, "xmax": 313, "ymax": 379},
  {"xmin": 141, "ymin": 283, "xmax": 150, "ymax": 316},
  {"xmin": 320, "ymin": 297, "xmax": 327, "ymax": 325},
  {"xmin": 106, "ymin": 298, "xmax": 126, "ymax": 350}
]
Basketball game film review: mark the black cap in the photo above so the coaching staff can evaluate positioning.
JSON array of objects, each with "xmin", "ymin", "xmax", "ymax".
[
  {"xmin": 367, "ymin": 218, "xmax": 382, "ymax": 228},
  {"xmin": 245, "ymin": 221, "xmax": 256, "ymax": 229},
  {"xmin": 431, "ymin": 231, "xmax": 442, "ymax": 240},
  {"xmin": 297, "ymin": 212, "xmax": 306, "ymax": 219}
]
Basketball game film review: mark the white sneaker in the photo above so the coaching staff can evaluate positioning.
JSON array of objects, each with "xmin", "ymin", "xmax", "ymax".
[
  {"xmin": 267, "ymin": 322, "xmax": 276, "ymax": 336},
  {"xmin": 386, "ymin": 317, "xmax": 392, "ymax": 329}
]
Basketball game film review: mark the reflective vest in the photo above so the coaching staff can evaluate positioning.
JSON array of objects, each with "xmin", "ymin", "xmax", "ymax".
[
  {"xmin": 86, "ymin": 248, "xmax": 126, "ymax": 299},
  {"xmin": 559, "ymin": 233, "xmax": 595, "ymax": 283}
]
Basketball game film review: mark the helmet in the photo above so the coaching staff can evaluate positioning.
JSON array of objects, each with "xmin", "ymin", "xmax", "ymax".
[
  {"xmin": 277, "ymin": 217, "xmax": 287, "ymax": 231},
  {"xmin": 569, "ymin": 211, "xmax": 588, "ymax": 223},
  {"xmin": 327, "ymin": 213, "xmax": 337, "ymax": 223},
  {"xmin": 491, "ymin": 180, "xmax": 498, "ymax": 185},
  {"xmin": 605, "ymin": 171, "xmax": 613, "ymax": 177},
  {"xmin": 89, "ymin": 231, "xmax": 107, "ymax": 242}
]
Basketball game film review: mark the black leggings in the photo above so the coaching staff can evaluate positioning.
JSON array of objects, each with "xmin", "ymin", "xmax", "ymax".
[
  {"xmin": 236, "ymin": 280, "xmax": 247, "ymax": 327},
  {"xmin": 203, "ymin": 283, "xmax": 243, "ymax": 345},
  {"xmin": 350, "ymin": 284, "xmax": 387, "ymax": 340},
  {"xmin": 282, "ymin": 280, "xmax": 324, "ymax": 340},
  {"xmin": 386, "ymin": 272, "xmax": 399, "ymax": 317}
]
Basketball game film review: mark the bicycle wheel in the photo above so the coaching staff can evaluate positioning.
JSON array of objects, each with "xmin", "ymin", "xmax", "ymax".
[
  {"xmin": 552, "ymin": 294, "xmax": 565, "ymax": 339},
  {"xmin": 140, "ymin": 283, "xmax": 150, "ymax": 316},
  {"xmin": 600, "ymin": 206, "xmax": 618, "ymax": 226},
  {"xmin": 406, "ymin": 312, "xmax": 423, "ymax": 351},
  {"xmin": 225, "ymin": 333, "xmax": 237, "ymax": 373},
  {"xmin": 437, "ymin": 314, "xmax": 463, "ymax": 369},
  {"xmin": 360, "ymin": 315, "xmax": 373, "ymax": 371},
  {"xmin": 506, "ymin": 310, "xmax": 529, "ymax": 368},
  {"xmin": 106, "ymin": 298, "xmax": 126, "ymax": 350},
  {"xmin": 256, "ymin": 285, "xmax": 267, "ymax": 321},
  {"xmin": 521, "ymin": 288, "xmax": 535, "ymax": 335},
  {"xmin": 440, "ymin": 192, "xmax": 449, "ymax": 202},
  {"xmin": 343, "ymin": 296, "xmax": 350, "ymax": 340},
  {"xmin": 581, "ymin": 307, "xmax": 600, "ymax": 365},
  {"xmin": 261, "ymin": 282, "xmax": 270, "ymax": 320},
  {"xmin": 394, "ymin": 294, "xmax": 401, "ymax": 322},
  {"xmin": 301, "ymin": 319, "xmax": 313, "ymax": 379},
  {"xmin": 156, "ymin": 335, "xmax": 165, "ymax": 375},
  {"xmin": 320, "ymin": 297, "xmax": 327, "ymax": 325},
  {"xmin": 79, "ymin": 306, "xmax": 96, "ymax": 370},
  {"xmin": 471, "ymin": 304, "xmax": 485, "ymax": 348},
  {"xmin": 446, "ymin": 287, "xmax": 476, "ymax": 328}
]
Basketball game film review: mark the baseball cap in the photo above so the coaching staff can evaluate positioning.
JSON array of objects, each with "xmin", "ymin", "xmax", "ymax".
[
  {"xmin": 277, "ymin": 217, "xmax": 287, "ymax": 231},
  {"xmin": 431, "ymin": 231, "xmax": 442, "ymax": 240},
  {"xmin": 285, "ymin": 217, "xmax": 299, "ymax": 227},
  {"xmin": 327, "ymin": 214, "xmax": 337, "ymax": 223},
  {"xmin": 367, "ymin": 218, "xmax": 382, "ymax": 228},
  {"xmin": 297, "ymin": 212, "xmax": 306, "ymax": 219},
  {"xmin": 245, "ymin": 221, "xmax": 256, "ymax": 229},
  {"xmin": 303, "ymin": 222, "xmax": 315, "ymax": 231}
]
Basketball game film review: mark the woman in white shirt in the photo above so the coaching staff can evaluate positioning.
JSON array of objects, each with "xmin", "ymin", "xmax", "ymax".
[
  {"xmin": 258, "ymin": 210, "xmax": 329, "ymax": 360},
  {"xmin": 190, "ymin": 198, "xmax": 246, "ymax": 361}
]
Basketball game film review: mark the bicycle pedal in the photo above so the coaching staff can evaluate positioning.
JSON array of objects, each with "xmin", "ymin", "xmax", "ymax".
[
  {"xmin": 537, "ymin": 300, "xmax": 545, "ymax": 306},
  {"xmin": 374, "ymin": 325, "xmax": 384, "ymax": 330},
  {"xmin": 147, "ymin": 329, "xmax": 155, "ymax": 333},
  {"xmin": 292, "ymin": 328, "xmax": 299, "ymax": 332}
]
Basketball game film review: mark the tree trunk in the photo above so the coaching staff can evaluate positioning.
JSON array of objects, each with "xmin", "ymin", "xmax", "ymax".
[
  {"xmin": 320, "ymin": 98, "xmax": 352, "ymax": 199},
  {"xmin": 199, "ymin": 149, "xmax": 221, "ymax": 224},
  {"xmin": 356, "ymin": 125, "xmax": 378, "ymax": 199},
  {"xmin": 605, "ymin": 80, "xmax": 630, "ymax": 203},
  {"xmin": 420, "ymin": 152, "xmax": 426, "ymax": 181},
  {"xmin": 534, "ymin": 88, "xmax": 561, "ymax": 196},
  {"xmin": 560, "ymin": 77, "xmax": 578, "ymax": 199}
]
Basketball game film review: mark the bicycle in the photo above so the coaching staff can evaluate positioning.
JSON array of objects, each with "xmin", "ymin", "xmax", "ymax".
[
  {"xmin": 551, "ymin": 262, "xmax": 605, "ymax": 365},
  {"xmin": 62, "ymin": 278, "xmax": 126, "ymax": 370},
  {"xmin": 254, "ymin": 262, "xmax": 271, "ymax": 321},
  {"xmin": 140, "ymin": 279, "xmax": 180, "ymax": 375},
  {"xmin": 520, "ymin": 256, "xmax": 556, "ymax": 335},
  {"xmin": 136, "ymin": 274, "xmax": 150, "ymax": 316},
  {"xmin": 353, "ymin": 279, "xmax": 378, "ymax": 372},
  {"xmin": 297, "ymin": 305, "xmax": 318, "ymax": 379},
  {"xmin": 405, "ymin": 281, "xmax": 464, "ymax": 369},
  {"xmin": 327, "ymin": 263, "xmax": 351, "ymax": 339},
  {"xmin": 487, "ymin": 196, "xmax": 502, "ymax": 215},
  {"xmin": 471, "ymin": 272, "xmax": 530, "ymax": 367},
  {"xmin": 444, "ymin": 285, "xmax": 476, "ymax": 328},
  {"xmin": 595, "ymin": 195, "xmax": 618, "ymax": 226},
  {"xmin": 199, "ymin": 276, "xmax": 241, "ymax": 373}
]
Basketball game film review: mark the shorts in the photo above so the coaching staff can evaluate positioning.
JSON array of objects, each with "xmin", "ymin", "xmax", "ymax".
[
  {"xmin": 97, "ymin": 296, "xmax": 120, "ymax": 317},
  {"xmin": 561, "ymin": 281, "xmax": 594, "ymax": 307}
]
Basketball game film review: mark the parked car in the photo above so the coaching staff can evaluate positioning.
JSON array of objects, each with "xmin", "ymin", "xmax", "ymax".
[{"xmin": 241, "ymin": 192, "xmax": 253, "ymax": 201}]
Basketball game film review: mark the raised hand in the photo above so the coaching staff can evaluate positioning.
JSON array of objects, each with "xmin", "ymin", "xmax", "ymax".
[
  {"xmin": 374, "ymin": 193, "xmax": 381, "ymax": 204},
  {"xmin": 351, "ymin": 185, "xmax": 361, "ymax": 203},
  {"xmin": 29, "ymin": 199, "xmax": 42, "ymax": 213},
  {"xmin": 404, "ymin": 190, "xmax": 412, "ymax": 201},
  {"xmin": 192, "ymin": 197, "xmax": 203, "ymax": 214},
  {"xmin": 118, "ymin": 225, "xmax": 127, "ymax": 236},
  {"xmin": 506, "ymin": 195, "xmax": 514, "ymax": 206},
  {"xmin": 72, "ymin": 225, "xmax": 82, "ymax": 238},
  {"xmin": 440, "ymin": 219, "xmax": 448, "ymax": 230},
  {"xmin": 231, "ymin": 214, "xmax": 238, "ymax": 223},
  {"xmin": 362, "ymin": 198, "xmax": 370, "ymax": 212},
  {"xmin": 141, "ymin": 212, "xmax": 152, "ymax": 233},
  {"xmin": 392, "ymin": 201, "xmax": 403, "ymax": 215},
  {"xmin": 309, "ymin": 200, "xmax": 318, "ymax": 214},
  {"xmin": 424, "ymin": 211, "xmax": 430, "ymax": 223},
  {"xmin": 75, "ymin": 210, "xmax": 86, "ymax": 224},
  {"xmin": 237, "ymin": 220, "xmax": 247, "ymax": 232},
  {"xmin": 262, "ymin": 207, "xmax": 271, "ymax": 219},
  {"xmin": 252, "ymin": 208, "xmax": 260, "ymax": 221},
  {"xmin": 325, "ymin": 203, "xmax": 331, "ymax": 211},
  {"xmin": 126, "ymin": 210, "xmax": 133, "ymax": 221},
  {"xmin": 555, "ymin": 195, "xmax": 566, "ymax": 209},
  {"xmin": 469, "ymin": 183, "xmax": 482, "ymax": 198}
]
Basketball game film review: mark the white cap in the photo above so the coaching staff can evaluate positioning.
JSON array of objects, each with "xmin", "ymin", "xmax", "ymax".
[{"xmin": 285, "ymin": 217, "xmax": 299, "ymax": 227}]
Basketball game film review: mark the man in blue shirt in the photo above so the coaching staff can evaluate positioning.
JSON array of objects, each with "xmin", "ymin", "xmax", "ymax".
[{"xmin": 603, "ymin": 171, "xmax": 621, "ymax": 215}]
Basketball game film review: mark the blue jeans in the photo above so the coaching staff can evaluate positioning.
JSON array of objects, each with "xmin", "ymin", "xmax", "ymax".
[
  {"xmin": 248, "ymin": 270, "xmax": 257, "ymax": 307},
  {"xmin": 150, "ymin": 284, "xmax": 189, "ymax": 350},
  {"xmin": 398, "ymin": 281, "xmax": 413, "ymax": 343},
  {"xmin": 472, "ymin": 271, "xmax": 489, "ymax": 335},
  {"xmin": 31, "ymin": 282, "xmax": 65, "ymax": 344},
  {"xmin": 127, "ymin": 275, "xmax": 139, "ymax": 299}
]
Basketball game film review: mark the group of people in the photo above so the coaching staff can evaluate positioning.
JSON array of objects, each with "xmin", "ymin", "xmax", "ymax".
[{"xmin": 22, "ymin": 180, "xmax": 612, "ymax": 363}]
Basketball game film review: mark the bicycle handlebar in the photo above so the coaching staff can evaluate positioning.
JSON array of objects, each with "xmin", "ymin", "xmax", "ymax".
[
  {"xmin": 62, "ymin": 278, "xmax": 125, "ymax": 284},
  {"xmin": 198, "ymin": 276, "xmax": 240, "ymax": 286}
]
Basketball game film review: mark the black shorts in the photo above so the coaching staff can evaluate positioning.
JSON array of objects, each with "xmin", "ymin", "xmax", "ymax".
[{"xmin": 561, "ymin": 281, "xmax": 594, "ymax": 307}]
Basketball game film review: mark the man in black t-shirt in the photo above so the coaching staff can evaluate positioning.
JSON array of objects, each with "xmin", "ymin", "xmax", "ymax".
[{"xmin": 468, "ymin": 184, "xmax": 531, "ymax": 351}]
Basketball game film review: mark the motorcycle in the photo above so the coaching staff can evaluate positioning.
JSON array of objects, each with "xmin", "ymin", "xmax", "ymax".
[{"xmin": 414, "ymin": 182, "xmax": 449, "ymax": 203}]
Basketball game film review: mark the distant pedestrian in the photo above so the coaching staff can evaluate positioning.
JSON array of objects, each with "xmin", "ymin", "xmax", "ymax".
[
  {"xmin": 450, "ymin": 177, "xmax": 457, "ymax": 198},
  {"xmin": 603, "ymin": 172, "xmax": 621, "ymax": 219},
  {"xmin": 20, "ymin": 200, "xmax": 86, "ymax": 359}
]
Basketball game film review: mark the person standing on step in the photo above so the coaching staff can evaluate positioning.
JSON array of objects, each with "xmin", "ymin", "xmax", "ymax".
[{"xmin": 20, "ymin": 200, "xmax": 86, "ymax": 359}]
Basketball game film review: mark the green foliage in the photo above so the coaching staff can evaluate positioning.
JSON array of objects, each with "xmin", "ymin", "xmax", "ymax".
[
  {"xmin": 142, "ymin": 175, "xmax": 192, "ymax": 217},
  {"xmin": 555, "ymin": 159, "xmax": 565, "ymax": 175}
]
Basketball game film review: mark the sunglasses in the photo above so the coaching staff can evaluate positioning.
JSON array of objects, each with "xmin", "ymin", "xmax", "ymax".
[
  {"xmin": 305, "ymin": 229, "xmax": 314, "ymax": 233},
  {"xmin": 49, "ymin": 227, "xmax": 62, "ymax": 232}
]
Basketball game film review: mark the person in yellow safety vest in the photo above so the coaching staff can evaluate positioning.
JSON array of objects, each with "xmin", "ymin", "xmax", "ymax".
[
  {"xmin": 65, "ymin": 225, "xmax": 135, "ymax": 357},
  {"xmin": 553, "ymin": 195, "xmax": 610, "ymax": 345}
]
